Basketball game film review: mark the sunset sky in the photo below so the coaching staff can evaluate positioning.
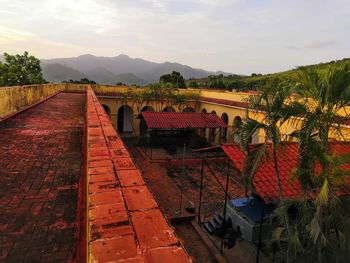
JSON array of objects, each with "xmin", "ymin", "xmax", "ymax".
[{"xmin": 0, "ymin": 0, "xmax": 349, "ymax": 74}]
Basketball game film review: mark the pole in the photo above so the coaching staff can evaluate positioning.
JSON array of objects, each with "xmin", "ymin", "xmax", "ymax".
[
  {"xmin": 256, "ymin": 204, "xmax": 265, "ymax": 263},
  {"xmin": 221, "ymin": 157, "xmax": 230, "ymax": 252},
  {"xmin": 179, "ymin": 143, "xmax": 185, "ymax": 216},
  {"xmin": 150, "ymin": 130, "xmax": 152, "ymax": 160},
  {"xmin": 198, "ymin": 155, "xmax": 205, "ymax": 224}
]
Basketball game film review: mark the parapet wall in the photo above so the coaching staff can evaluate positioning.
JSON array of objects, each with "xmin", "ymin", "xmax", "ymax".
[
  {"xmin": 0, "ymin": 83, "xmax": 88, "ymax": 119},
  {"xmin": 0, "ymin": 82, "xmax": 245, "ymax": 120},
  {"xmin": 85, "ymin": 87, "xmax": 192, "ymax": 262}
]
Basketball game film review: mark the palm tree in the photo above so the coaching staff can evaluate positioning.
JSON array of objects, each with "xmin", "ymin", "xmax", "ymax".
[
  {"xmin": 273, "ymin": 65, "xmax": 350, "ymax": 262},
  {"xmin": 235, "ymin": 84, "xmax": 307, "ymax": 255},
  {"xmin": 294, "ymin": 65, "xmax": 350, "ymax": 260},
  {"xmin": 236, "ymin": 117, "xmax": 267, "ymax": 196},
  {"xmin": 247, "ymin": 84, "xmax": 306, "ymax": 203}
]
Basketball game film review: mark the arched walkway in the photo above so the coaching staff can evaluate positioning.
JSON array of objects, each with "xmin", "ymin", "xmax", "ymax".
[
  {"xmin": 140, "ymin": 105, "xmax": 155, "ymax": 134},
  {"xmin": 200, "ymin": 109, "xmax": 207, "ymax": 137},
  {"xmin": 162, "ymin": 106, "xmax": 175, "ymax": 112},
  {"xmin": 183, "ymin": 107, "xmax": 195, "ymax": 112},
  {"xmin": 102, "ymin": 104, "xmax": 111, "ymax": 118},
  {"xmin": 117, "ymin": 105, "xmax": 134, "ymax": 133},
  {"xmin": 141, "ymin": 105, "xmax": 155, "ymax": 112},
  {"xmin": 220, "ymin": 113, "xmax": 229, "ymax": 143},
  {"xmin": 232, "ymin": 116, "xmax": 243, "ymax": 143}
]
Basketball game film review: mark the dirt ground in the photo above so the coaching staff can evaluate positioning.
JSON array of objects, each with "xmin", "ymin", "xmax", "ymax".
[{"xmin": 123, "ymin": 137, "xmax": 269, "ymax": 263}]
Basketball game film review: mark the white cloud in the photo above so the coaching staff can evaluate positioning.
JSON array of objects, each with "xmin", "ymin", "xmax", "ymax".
[
  {"xmin": 0, "ymin": 0, "xmax": 349, "ymax": 74},
  {"xmin": 0, "ymin": 27, "xmax": 36, "ymax": 44}
]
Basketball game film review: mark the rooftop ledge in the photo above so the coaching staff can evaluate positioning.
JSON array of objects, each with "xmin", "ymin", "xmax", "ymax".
[{"xmin": 86, "ymin": 87, "xmax": 192, "ymax": 262}]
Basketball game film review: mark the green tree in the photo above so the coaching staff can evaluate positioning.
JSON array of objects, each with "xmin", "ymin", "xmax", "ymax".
[
  {"xmin": 65, "ymin": 78, "xmax": 96, "ymax": 84},
  {"xmin": 159, "ymin": 71, "xmax": 186, "ymax": 89},
  {"xmin": 273, "ymin": 65, "xmax": 350, "ymax": 262},
  {"xmin": 246, "ymin": 83, "xmax": 307, "ymax": 250},
  {"xmin": 147, "ymin": 82, "xmax": 176, "ymax": 111},
  {"xmin": 236, "ymin": 118, "xmax": 268, "ymax": 195},
  {"xmin": 249, "ymin": 84, "xmax": 305, "ymax": 201},
  {"xmin": 189, "ymin": 81, "xmax": 199, "ymax": 88},
  {"xmin": 0, "ymin": 51, "xmax": 46, "ymax": 86}
]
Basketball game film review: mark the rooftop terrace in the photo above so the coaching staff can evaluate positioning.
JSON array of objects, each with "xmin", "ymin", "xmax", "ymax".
[{"xmin": 0, "ymin": 88, "xmax": 192, "ymax": 262}]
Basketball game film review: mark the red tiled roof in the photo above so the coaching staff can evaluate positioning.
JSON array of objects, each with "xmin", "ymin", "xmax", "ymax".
[
  {"xmin": 200, "ymin": 97, "xmax": 249, "ymax": 108},
  {"xmin": 141, "ymin": 112, "xmax": 228, "ymax": 129},
  {"xmin": 219, "ymin": 142, "xmax": 350, "ymax": 204}
]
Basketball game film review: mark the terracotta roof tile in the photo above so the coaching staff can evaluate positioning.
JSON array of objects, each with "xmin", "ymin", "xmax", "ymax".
[
  {"xmin": 141, "ymin": 111, "xmax": 228, "ymax": 129},
  {"xmin": 221, "ymin": 142, "xmax": 350, "ymax": 204}
]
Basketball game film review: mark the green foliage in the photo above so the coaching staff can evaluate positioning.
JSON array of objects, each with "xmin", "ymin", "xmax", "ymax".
[
  {"xmin": 270, "ymin": 65, "xmax": 350, "ymax": 262},
  {"xmin": 208, "ymin": 74, "xmax": 226, "ymax": 89},
  {"xmin": 0, "ymin": 51, "xmax": 46, "ymax": 86},
  {"xmin": 186, "ymin": 58, "xmax": 350, "ymax": 91},
  {"xmin": 188, "ymin": 81, "xmax": 199, "ymax": 88},
  {"xmin": 64, "ymin": 78, "xmax": 96, "ymax": 84},
  {"xmin": 159, "ymin": 71, "xmax": 186, "ymax": 88},
  {"xmin": 236, "ymin": 67, "xmax": 350, "ymax": 261},
  {"xmin": 119, "ymin": 83, "xmax": 199, "ymax": 112}
]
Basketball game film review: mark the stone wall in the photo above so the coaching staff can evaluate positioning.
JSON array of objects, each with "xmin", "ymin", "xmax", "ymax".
[{"xmin": 0, "ymin": 83, "xmax": 89, "ymax": 119}]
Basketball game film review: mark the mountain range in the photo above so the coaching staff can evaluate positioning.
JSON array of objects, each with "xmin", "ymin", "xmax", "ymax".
[{"xmin": 40, "ymin": 54, "xmax": 225, "ymax": 85}]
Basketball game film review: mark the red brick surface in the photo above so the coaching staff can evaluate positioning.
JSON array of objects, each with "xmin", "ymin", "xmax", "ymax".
[
  {"xmin": 131, "ymin": 209, "xmax": 179, "ymax": 249},
  {"xmin": 118, "ymin": 170, "xmax": 145, "ymax": 187},
  {"xmin": 123, "ymin": 186, "xmax": 158, "ymax": 211},
  {"xmin": 145, "ymin": 246, "xmax": 192, "ymax": 263},
  {"xmin": 90, "ymin": 235, "xmax": 138, "ymax": 262},
  {"xmin": 0, "ymin": 93, "xmax": 85, "ymax": 262},
  {"xmin": 86, "ymin": 87, "xmax": 192, "ymax": 262}
]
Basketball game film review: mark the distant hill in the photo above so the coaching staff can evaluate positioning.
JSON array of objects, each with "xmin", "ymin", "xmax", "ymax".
[
  {"xmin": 83, "ymin": 66, "xmax": 147, "ymax": 86},
  {"xmin": 188, "ymin": 58, "xmax": 350, "ymax": 91},
  {"xmin": 41, "ymin": 54, "xmax": 223, "ymax": 85},
  {"xmin": 42, "ymin": 63, "xmax": 86, "ymax": 83}
]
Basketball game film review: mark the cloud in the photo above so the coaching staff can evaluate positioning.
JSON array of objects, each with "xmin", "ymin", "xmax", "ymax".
[
  {"xmin": 0, "ymin": 0, "xmax": 349, "ymax": 74},
  {"xmin": 305, "ymin": 41, "xmax": 337, "ymax": 49},
  {"xmin": 284, "ymin": 41, "xmax": 337, "ymax": 51},
  {"xmin": 0, "ymin": 27, "xmax": 36, "ymax": 44}
]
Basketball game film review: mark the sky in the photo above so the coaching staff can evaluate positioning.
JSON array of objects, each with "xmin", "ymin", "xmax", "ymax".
[{"xmin": 0, "ymin": 0, "xmax": 349, "ymax": 74}]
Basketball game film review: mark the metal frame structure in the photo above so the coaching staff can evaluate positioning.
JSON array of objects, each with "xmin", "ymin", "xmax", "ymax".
[{"xmin": 195, "ymin": 146, "xmax": 266, "ymax": 262}]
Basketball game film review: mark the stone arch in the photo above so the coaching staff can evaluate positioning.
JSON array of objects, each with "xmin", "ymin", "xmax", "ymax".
[
  {"xmin": 102, "ymin": 104, "xmax": 111, "ymax": 118},
  {"xmin": 183, "ymin": 107, "xmax": 195, "ymax": 112},
  {"xmin": 139, "ymin": 105, "xmax": 154, "ymax": 134},
  {"xmin": 141, "ymin": 105, "xmax": 155, "ymax": 112},
  {"xmin": 220, "ymin": 113, "xmax": 229, "ymax": 143},
  {"xmin": 200, "ymin": 109, "xmax": 207, "ymax": 137},
  {"xmin": 117, "ymin": 105, "xmax": 134, "ymax": 133},
  {"xmin": 162, "ymin": 106, "xmax": 176, "ymax": 112},
  {"xmin": 232, "ymin": 116, "xmax": 243, "ymax": 143}
]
